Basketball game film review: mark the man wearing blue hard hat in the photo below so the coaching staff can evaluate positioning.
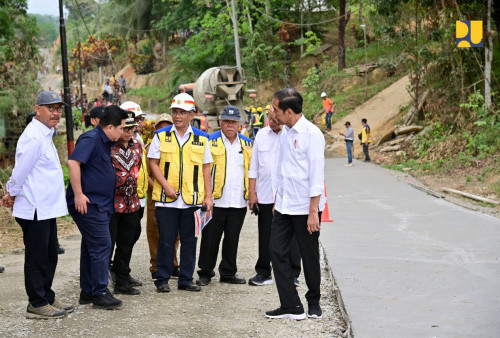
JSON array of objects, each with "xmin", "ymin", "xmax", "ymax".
[{"xmin": 196, "ymin": 105, "xmax": 253, "ymax": 286}]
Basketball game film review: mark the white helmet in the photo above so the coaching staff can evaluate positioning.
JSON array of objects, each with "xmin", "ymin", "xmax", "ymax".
[
  {"xmin": 321, "ymin": 92, "xmax": 327, "ymax": 98},
  {"xmin": 170, "ymin": 93, "xmax": 196, "ymax": 112},
  {"xmin": 120, "ymin": 101, "xmax": 145, "ymax": 117}
]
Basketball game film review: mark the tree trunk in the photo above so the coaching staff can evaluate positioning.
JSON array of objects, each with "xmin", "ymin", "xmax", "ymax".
[
  {"xmin": 485, "ymin": 0, "xmax": 493, "ymax": 109},
  {"xmin": 162, "ymin": 31, "xmax": 167, "ymax": 68},
  {"xmin": 359, "ymin": 0, "xmax": 363, "ymax": 24},
  {"xmin": 493, "ymin": 0, "xmax": 500, "ymax": 44},
  {"xmin": 338, "ymin": 0, "xmax": 350, "ymax": 71},
  {"xmin": 246, "ymin": 6, "xmax": 253, "ymax": 35}
]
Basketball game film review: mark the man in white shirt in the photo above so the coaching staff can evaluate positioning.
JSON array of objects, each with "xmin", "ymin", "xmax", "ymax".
[
  {"xmin": 1, "ymin": 91, "xmax": 73, "ymax": 319},
  {"xmin": 248, "ymin": 112, "xmax": 301, "ymax": 286},
  {"xmin": 265, "ymin": 88, "xmax": 325, "ymax": 321},
  {"xmin": 148, "ymin": 93, "xmax": 213, "ymax": 293},
  {"xmin": 196, "ymin": 106, "xmax": 253, "ymax": 286}
]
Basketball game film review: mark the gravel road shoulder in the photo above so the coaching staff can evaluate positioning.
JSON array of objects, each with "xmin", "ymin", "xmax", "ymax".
[{"xmin": 0, "ymin": 213, "xmax": 347, "ymax": 337}]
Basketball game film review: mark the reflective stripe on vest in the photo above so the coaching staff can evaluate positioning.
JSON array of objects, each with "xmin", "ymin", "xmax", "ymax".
[
  {"xmin": 137, "ymin": 146, "xmax": 148, "ymax": 199},
  {"xmin": 209, "ymin": 132, "xmax": 252, "ymax": 200},
  {"xmin": 152, "ymin": 128, "xmax": 208, "ymax": 205}
]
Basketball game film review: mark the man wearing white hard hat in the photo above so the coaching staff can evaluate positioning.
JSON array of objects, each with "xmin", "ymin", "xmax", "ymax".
[
  {"xmin": 320, "ymin": 92, "xmax": 334, "ymax": 132},
  {"xmin": 148, "ymin": 93, "xmax": 213, "ymax": 293},
  {"xmin": 120, "ymin": 101, "xmax": 146, "ymax": 146}
]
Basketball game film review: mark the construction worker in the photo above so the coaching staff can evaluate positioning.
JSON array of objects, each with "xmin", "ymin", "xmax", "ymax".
[
  {"xmin": 142, "ymin": 114, "xmax": 181, "ymax": 280},
  {"xmin": 148, "ymin": 93, "xmax": 213, "ymax": 293},
  {"xmin": 251, "ymin": 107, "xmax": 263, "ymax": 137},
  {"xmin": 199, "ymin": 111, "xmax": 209, "ymax": 132},
  {"xmin": 320, "ymin": 92, "xmax": 334, "ymax": 131},
  {"xmin": 196, "ymin": 105, "xmax": 253, "ymax": 286},
  {"xmin": 361, "ymin": 118, "xmax": 371, "ymax": 162},
  {"xmin": 264, "ymin": 105, "xmax": 271, "ymax": 127}
]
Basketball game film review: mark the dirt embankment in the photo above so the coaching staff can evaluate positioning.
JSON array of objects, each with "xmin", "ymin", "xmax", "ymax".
[{"xmin": 325, "ymin": 75, "xmax": 411, "ymax": 158}]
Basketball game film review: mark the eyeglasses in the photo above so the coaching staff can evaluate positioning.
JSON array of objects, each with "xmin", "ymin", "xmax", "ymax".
[
  {"xmin": 43, "ymin": 105, "xmax": 64, "ymax": 112},
  {"xmin": 135, "ymin": 116, "xmax": 145, "ymax": 122},
  {"xmin": 171, "ymin": 110, "xmax": 190, "ymax": 116}
]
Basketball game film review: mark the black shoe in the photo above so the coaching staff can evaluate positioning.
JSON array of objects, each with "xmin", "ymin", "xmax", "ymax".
[
  {"xmin": 57, "ymin": 246, "xmax": 65, "ymax": 255},
  {"xmin": 307, "ymin": 304, "xmax": 323, "ymax": 319},
  {"xmin": 92, "ymin": 290, "xmax": 122, "ymax": 310},
  {"xmin": 265, "ymin": 306, "xmax": 306, "ymax": 320},
  {"xmin": 178, "ymin": 283, "xmax": 201, "ymax": 292},
  {"xmin": 127, "ymin": 276, "xmax": 143, "ymax": 287},
  {"xmin": 114, "ymin": 284, "xmax": 140, "ymax": 295},
  {"xmin": 248, "ymin": 274, "xmax": 273, "ymax": 286},
  {"xmin": 0, "ymin": 266, "xmax": 4, "ymax": 273},
  {"xmin": 294, "ymin": 277, "xmax": 299, "ymax": 287},
  {"xmin": 151, "ymin": 271, "xmax": 159, "ymax": 280},
  {"xmin": 195, "ymin": 276, "xmax": 211, "ymax": 286},
  {"xmin": 220, "ymin": 274, "xmax": 246, "ymax": 284},
  {"xmin": 156, "ymin": 283, "xmax": 170, "ymax": 293},
  {"xmin": 171, "ymin": 267, "xmax": 180, "ymax": 279},
  {"xmin": 79, "ymin": 290, "xmax": 93, "ymax": 305}
]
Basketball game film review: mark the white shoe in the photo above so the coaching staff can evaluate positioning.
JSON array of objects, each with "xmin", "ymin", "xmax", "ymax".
[{"xmin": 345, "ymin": 163, "xmax": 353, "ymax": 167}]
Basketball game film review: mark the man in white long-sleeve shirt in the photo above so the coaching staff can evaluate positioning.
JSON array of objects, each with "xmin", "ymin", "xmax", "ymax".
[
  {"xmin": 265, "ymin": 88, "xmax": 325, "ymax": 321},
  {"xmin": 1, "ymin": 91, "xmax": 74, "ymax": 319},
  {"xmin": 247, "ymin": 113, "xmax": 301, "ymax": 287}
]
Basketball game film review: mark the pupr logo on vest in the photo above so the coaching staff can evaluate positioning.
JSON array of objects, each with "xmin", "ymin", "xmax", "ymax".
[
  {"xmin": 211, "ymin": 139, "xmax": 218, "ymax": 146},
  {"xmin": 456, "ymin": 21, "xmax": 483, "ymax": 48}
]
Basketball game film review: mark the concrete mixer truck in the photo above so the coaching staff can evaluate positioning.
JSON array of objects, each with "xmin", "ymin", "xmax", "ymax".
[{"xmin": 178, "ymin": 66, "xmax": 255, "ymax": 132}]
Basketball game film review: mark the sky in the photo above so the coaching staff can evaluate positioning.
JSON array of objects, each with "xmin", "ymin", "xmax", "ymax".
[{"xmin": 27, "ymin": 0, "xmax": 61, "ymax": 16}]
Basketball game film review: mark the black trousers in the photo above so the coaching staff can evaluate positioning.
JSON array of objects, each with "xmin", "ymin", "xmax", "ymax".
[
  {"xmin": 270, "ymin": 211, "xmax": 322, "ymax": 310},
  {"xmin": 255, "ymin": 203, "xmax": 301, "ymax": 278},
  {"xmin": 109, "ymin": 211, "xmax": 141, "ymax": 285},
  {"xmin": 198, "ymin": 207, "xmax": 247, "ymax": 278},
  {"xmin": 363, "ymin": 143, "xmax": 371, "ymax": 161},
  {"xmin": 15, "ymin": 213, "xmax": 58, "ymax": 308}
]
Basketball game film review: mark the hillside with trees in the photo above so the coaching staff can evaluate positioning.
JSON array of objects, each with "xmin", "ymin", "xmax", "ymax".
[{"xmin": 0, "ymin": 0, "xmax": 499, "ymax": 203}]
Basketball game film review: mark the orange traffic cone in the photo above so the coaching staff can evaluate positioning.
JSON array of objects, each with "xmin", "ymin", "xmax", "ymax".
[{"xmin": 321, "ymin": 183, "xmax": 333, "ymax": 223}]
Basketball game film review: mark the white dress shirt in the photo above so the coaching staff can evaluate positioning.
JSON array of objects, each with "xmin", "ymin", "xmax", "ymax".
[
  {"xmin": 274, "ymin": 115, "xmax": 325, "ymax": 215},
  {"xmin": 148, "ymin": 125, "xmax": 212, "ymax": 208},
  {"xmin": 6, "ymin": 117, "xmax": 68, "ymax": 220},
  {"xmin": 215, "ymin": 132, "xmax": 247, "ymax": 208},
  {"xmin": 248, "ymin": 126, "xmax": 281, "ymax": 204}
]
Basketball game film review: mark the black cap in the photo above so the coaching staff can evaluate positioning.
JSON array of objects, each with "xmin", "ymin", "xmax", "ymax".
[
  {"xmin": 36, "ymin": 90, "xmax": 67, "ymax": 106},
  {"xmin": 344, "ymin": 121, "xmax": 351, "ymax": 125},
  {"xmin": 219, "ymin": 105, "xmax": 241, "ymax": 121}
]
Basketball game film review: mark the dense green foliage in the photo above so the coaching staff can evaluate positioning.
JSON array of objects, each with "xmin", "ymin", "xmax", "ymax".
[
  {"xmin": 32, "ymin": 14, "xmax": 59, "ymax": 46},
  {"xmin": 0, "ymin": 0, "xmax": 41, "ymax": 120}
]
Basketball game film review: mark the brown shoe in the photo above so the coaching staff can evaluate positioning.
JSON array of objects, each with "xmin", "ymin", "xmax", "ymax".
[
  {"xmin": 26, "ymin": 304, "xmax": 67, "ymax": 319},
  {"xmin": 51, "ymin": 299, "xmax": 75, "ymax": 313}
]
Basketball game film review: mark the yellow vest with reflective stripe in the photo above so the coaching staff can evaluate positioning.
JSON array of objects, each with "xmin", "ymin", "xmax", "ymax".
[
  {"xmin": 209, "ymin": 131, "xmax": 252, "ymax": 200},
  {"xmin": 152, "ymin": 127, "xmax": 208, "ymax": 205},
  {"xmin": 253, "ymin": 113, "xmax": 263, "ymax": 126},
  {"xmin": 137, "ymin": 146, "xmax": 148, "ymax": 199}
]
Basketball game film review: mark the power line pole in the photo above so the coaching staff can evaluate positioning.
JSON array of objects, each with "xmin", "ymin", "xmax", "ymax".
[
  {"xmin": 59, "ymin": 0, "xmax": 74, "ymax": 156},
  {"xmin": 230, "ymin": 0, "xmax": 242, "ymax": 72},
  {"xmin": 97, "ymin": 4, "xmax": 102, "ymax": 85}
]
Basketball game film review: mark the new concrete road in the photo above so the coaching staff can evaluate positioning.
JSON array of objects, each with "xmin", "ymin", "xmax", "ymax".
[{"xmin": 322, "ymin": 157, "xmax": 500, "ymax": 337}]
